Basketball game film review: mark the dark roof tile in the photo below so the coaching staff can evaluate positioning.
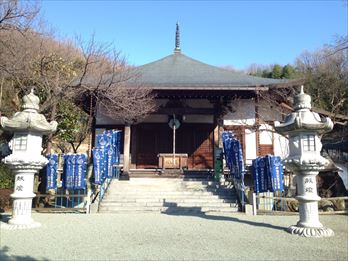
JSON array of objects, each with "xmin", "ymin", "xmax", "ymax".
[{"xmin": 129, "ymin": 53, "xmax": 287, "ymax": 89}]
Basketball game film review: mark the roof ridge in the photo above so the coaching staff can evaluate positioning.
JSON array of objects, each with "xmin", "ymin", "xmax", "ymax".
[
  {"xmin": 136, "ymin": 54, "xmax": 175, "ymax": 68},
  {"xmin": 138, "ymin": 52, "xmax": 285, "ymax": 83},
  {"xmin": 130, "ymin": 52, "xmax": 289, "ymax": 88},
  {"xmin": 176, "ymin": 53, "xmax": 240, "ymax": 74}
]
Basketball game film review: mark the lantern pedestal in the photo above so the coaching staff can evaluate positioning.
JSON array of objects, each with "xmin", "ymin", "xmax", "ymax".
[
  {"xmin": 286, "ymin": 168, "xmax": 334, "ymax": 237},
  {"xmin": 1, "ymin": 156, "xmax": 47, "ymax": 230}
]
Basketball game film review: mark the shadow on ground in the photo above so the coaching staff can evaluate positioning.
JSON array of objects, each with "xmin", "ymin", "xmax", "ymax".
[
  {"xmin": 162, "ymin": 202, "xmax": 286, "ymax": 231},
  {"xmin": 0, "ymin": 213, "xmax": 11, "ymax": 222},
  {"xmin": 0, "ymin": 246, "xmax": 48, "ymax": 261}
]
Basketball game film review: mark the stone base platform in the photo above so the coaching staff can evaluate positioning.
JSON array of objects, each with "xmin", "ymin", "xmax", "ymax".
[
  {"xmin": 287, "ymin": 225, "xmax": 334, "ymax": 237},
  {"xmin": 1, "ymin": 221, "xmax": 41, "ymax": 230}
]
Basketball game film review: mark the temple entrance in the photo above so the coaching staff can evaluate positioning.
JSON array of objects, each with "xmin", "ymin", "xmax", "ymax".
[{"xmin": 135, "ymin": 123, "xmax": 214, "ymax": 169}]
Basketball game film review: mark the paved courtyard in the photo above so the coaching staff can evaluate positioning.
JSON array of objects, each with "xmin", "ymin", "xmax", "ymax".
[{"xmin": 0, "ymin": 212, "xmax": 347, "ymax": 260}]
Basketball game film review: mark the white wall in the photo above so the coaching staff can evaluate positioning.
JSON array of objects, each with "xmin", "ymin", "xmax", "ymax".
[
  {"xmin": 258, "ymin": 99, "xmax": 283, "ymax": 122},
  {"xmin": 274, "ymin": 133, "xmax": 289, "ymax": 159},
  {"xmin": 223, "ymin": 99, "xmax": 256, "ymax": 126},
  {"xmin": 245, "ymin": 128, "xmax": 257, "ymax": 165},
  {"xmin": 259, "ymin": 124, "xmax": 273, "ymax": 145}
]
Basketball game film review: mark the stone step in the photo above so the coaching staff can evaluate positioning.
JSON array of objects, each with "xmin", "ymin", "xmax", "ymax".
[
  {"xmin": 98, "ymin": 177, "xmax": 239, "ymax": 214},
  {"xmin": 110, "ymin": 179, "xmax": 220, "ymax": 185},
  {"xmin": 104, "ymin": 195, "xmax": 236, "ymax": 201},
  {"xmin": 108, "ymin": 185, "xmax": 221, "ymax": 190},
  {"xmin": 100, "ymin": 202, "xmax": 238, "ymax": 208},
  {"xmin": 111, "ymin": 187, "xmax": 234, "ymax": 192},
  {"xmin": 112, "ymin": 179, "xmax": 219, "ymax": 183},
  {"xmin": 101, "ymin": 197, "xmax": 236, "ymax": 204},
  {"xmin": 107, "ymin": 188, "xmax": 228, "ymax": 193},
  {"xmin": 106, "ymin": 189, "xmax": 233, "ymax": 194},
  {"xmin": 104, "ymin": 194, "xmax": 235, "ymax": 200},
  {"xmin": 106, "ymin": 190, "xmax": 231, "ymax": 195},
  {"xmin": 98, "ymin": 206, "xmax": 239, "ymax": 213},
  {"xmin": 109, "ymin": 186, "xmax": 223, "ymax": 191}
]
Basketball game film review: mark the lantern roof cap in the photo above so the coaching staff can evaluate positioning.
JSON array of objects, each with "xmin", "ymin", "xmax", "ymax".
[
  {"xmin": 0, "ymin": 88, "xmax": 57, "ymax": 134},
  {"xmin": 22, "ymin": 88, "xmax": 40, "ymax": 111},
  {"xmin": 274, "ymin": 85, "xmax": 333, "ymax": 135},
  {"xmin": 294, "ymin": 86, "xmax": 312, "ymax": 111}
]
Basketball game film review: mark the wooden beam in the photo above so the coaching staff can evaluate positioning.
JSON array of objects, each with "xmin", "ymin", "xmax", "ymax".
[{"xmin": 123, "ymin": 124, "xmax": 131, "ymax": 174}]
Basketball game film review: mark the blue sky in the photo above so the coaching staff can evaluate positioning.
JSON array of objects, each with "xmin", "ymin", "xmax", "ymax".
[{"xmin": 41, "ymin": 0, "xmax": 347, "ymax": 69}]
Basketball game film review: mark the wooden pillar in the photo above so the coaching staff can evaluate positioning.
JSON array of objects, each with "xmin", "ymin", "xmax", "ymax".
[
  {"xmin": 122, "ymin": 124, "xmax": 131, "ymax": 179},
  {"xmin": 212, "ymin": 98, "xmax": 224, "ymax": 181},
  {"xmin": 89, "ymin": 116, "xmax": 96, "ymax": 162},
  {"xmin": 255, "ymin": 91, "xmax": 260, "ymax": 156},
  {"xmin": 130, "ymin": 125, "xmax": 137, "ymax": 169}
]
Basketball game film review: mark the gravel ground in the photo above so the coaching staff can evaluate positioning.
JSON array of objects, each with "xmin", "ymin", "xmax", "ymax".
[{"xmin": 0, "ymin": 212, "xmax": 347, "ymax": 261}]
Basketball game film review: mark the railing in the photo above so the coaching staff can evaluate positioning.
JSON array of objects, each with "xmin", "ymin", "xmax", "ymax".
[
  {"xmin": 34, "ymin": 167, "xmax": 89, "ymax": 213},
  {"xmin": 225, "ymin": 172, "xmax": 246, "ymax": 211},
  {"xmin": 94, "ymin": 165, "xmax": 120, "ymax": 211},
  {"xmin": 99, "ymin": 166, "xmax": 120, "ymax": 200},
  {"xmin": 221, "ymin": 131, "xmax": 246, "ymax": 212},
  {"xmin": 250, "ymin": 193, "xmax": 348, "ymax": 215},
  {"xmin": 34, "ymin": 188, "xmax": 87, "ymax": 213}
]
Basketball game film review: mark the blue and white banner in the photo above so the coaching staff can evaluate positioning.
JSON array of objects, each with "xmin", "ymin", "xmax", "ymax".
[
  {"xmin": 96, "ymin": 134, "xmax": 112, "ymax": 149},
  {"xmin": 112, "ymin": 130, "xmax": 121, "ymax": 165},
  {"xmin": 237, "ymin": 141, "xmax": 245, "ymax": 180},
  {"xmin": 93, "ymin": 130, "xmax": 122, "ymax": 182},
  {"xmin": 252, "ymin": 155, "xmax": 284, "ymax": 193},
  {"xmin": 74, "ymin": 154, "xmax": 87, "ymax": 189},
  {"xmin": 105, "ymin": 145, "xmax": 114, "ymax": 178},
  {"xmin": 92, "ymin": 148, "xmax": 104, "ymax": 184},
  {"xmin": 252, "ymin": 157, "xmax": 269, "ymax": 193},
  {"xmin": 104, "ymin": 130, "xmax": 122, "ymax": 165},
  {"xmin": 46, "ymin": 154, "xmax": 58, "ymax": 190},
  {"xmin": 97, "ymin": 133, "xmax": 113, "ymax": 178},
  {"xmin": 252, "ymin": 159, "xmax": 260, "ymax": 193},
  {"xmin": 222, "ymin": 131, "xmax": 245, "ymax": 180},
  {"xmin": 63, "ymin": 154, "xmax": 75, "ymax": 189},
  {"xmin": 268, "ymin": 155, "xmax": 284, "ymax": 192},
  {"xmin": 230, "ymin": 139, "xmax": 240, "ymax": 177},
  {"xmin": 222, "ymin": 132, "xmax": 234, "ymax": 171}
]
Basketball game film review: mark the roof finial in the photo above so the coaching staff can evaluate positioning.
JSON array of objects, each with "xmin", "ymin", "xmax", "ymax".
[{"xmin": 174, "ymin": 22, "xmax": 181, "ymax": 53}]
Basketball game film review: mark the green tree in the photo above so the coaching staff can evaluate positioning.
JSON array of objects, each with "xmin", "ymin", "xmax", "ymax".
[
  {"xmin": 271, "ymin": 64, "xmax": 283, "ymax": 79},
  {"xmin": 282, "ymin": 64, "xmax": 296, "ymax": 79},
  {"xmin": 55, "ymin": 100, "xmax": 90, "ymax": 153},
  {"xmin": 262, "ymin": 69, "xmax": 271, "ymax": 78}
]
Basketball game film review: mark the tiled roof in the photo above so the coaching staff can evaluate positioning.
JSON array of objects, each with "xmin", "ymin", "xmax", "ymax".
[{"xmin": 130, "ymin": 52, "xmax": 287, "ymax": 90}]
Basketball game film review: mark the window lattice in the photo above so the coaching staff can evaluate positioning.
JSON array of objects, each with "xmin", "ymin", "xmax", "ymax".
[
  {"xmin": 14, "ymin": 135, "xmax": 27, "ymax": 151},
  {"xmin": 303, "ymin": 134, "xmax": 315, "ymax": 152}
]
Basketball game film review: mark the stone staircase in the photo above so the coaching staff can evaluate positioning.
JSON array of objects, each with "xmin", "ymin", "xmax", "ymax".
[{"xmin": 98, "ymin": 178, "xmax": 239, "ymax": 214}]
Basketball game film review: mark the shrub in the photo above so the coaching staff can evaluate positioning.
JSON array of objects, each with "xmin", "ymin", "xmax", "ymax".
[{"xmin": 0, "ymin": 164, "xmax": 14, "ymax": 189}]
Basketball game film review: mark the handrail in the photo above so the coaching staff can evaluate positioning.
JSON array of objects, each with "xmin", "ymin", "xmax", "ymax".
[
  {"xmin": 96, "ymin": 165, "xmax": 120, "ymax": 211},
  {"xmin": 251, "ymin": 193, "xmax": 348, "ymax": 215}
]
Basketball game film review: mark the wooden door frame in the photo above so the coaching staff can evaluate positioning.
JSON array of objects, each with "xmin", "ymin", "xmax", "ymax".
[{"xmin": 134, "ymin": 122, "xmax": 214, "ymax": 170}]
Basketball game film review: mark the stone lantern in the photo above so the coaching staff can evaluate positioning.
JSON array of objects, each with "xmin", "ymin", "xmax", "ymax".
[
  {"xmin": 275, "ymin": 86, "xmax": 334, "ymax": 237},
  {"xmin": 1, "ymin": 88, "xmax": 57, "ymax": 229}
]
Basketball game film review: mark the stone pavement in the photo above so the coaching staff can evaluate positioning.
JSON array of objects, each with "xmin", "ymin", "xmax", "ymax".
[{"xmin": 0, "ymin": 212, "xmax": 347, "ymax": 260}]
